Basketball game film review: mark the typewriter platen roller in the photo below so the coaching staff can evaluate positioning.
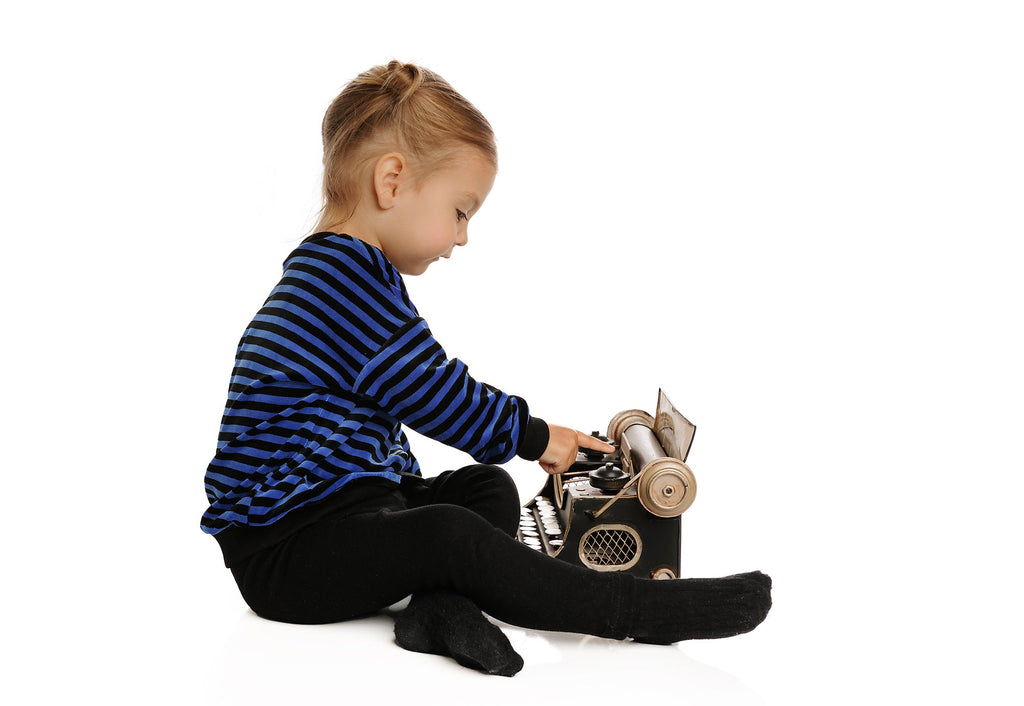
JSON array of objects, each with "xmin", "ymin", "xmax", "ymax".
[{"xmin": 517, "ymin": 390, "xmax": 696, "ymax": 579}]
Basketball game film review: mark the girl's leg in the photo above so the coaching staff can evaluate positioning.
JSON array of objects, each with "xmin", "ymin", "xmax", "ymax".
[
  {"xmin": 231, "ymin": 473, "xmax": 771, "ymax": 641},
  {"xmin": 232, "ymin": 498, "xmax": 636, "ymax": 634},
  {"xmin": 401, "ymin": 463, "xmax": 521, "ymax": 534},
  {"xmin": 393, "ymin": 465, "xmax": 526, "ymax": 675},
  {"xmin": 402, "ymin": 465, "xmax": 772, "ymax": 644}
]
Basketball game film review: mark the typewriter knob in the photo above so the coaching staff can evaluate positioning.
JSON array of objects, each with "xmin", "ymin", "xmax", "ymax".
[
  {"xmin": 588, "ymin": 462, "xmax": 629, "ymax": 492},
  {"xmin": 637, "ymin": 459, "xmax": 697, "ymax": 517}
]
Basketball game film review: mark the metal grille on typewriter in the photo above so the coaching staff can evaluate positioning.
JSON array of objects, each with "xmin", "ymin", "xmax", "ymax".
[{"xmin": 579, "ymin": 525, "xmax": 642, "ymax": 571}]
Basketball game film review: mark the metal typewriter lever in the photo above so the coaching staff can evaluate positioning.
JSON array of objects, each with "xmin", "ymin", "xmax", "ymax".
[{"xmin": 589, "ymin": 467, "xmax": 645, "ymax": 519}]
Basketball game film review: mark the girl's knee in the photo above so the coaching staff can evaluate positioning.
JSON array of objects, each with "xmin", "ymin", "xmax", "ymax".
[
  {"xmin": 459, "ymin": 463, "xmax": 516, "ymax": 492},
  {"xmin": 451, "ymin": 464, "xmax": 521, "ymax": 535}
]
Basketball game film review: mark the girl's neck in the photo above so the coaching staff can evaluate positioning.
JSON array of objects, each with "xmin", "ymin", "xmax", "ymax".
[{"xmin": 317, "ymin": 214, "xmax": 383, "ymax": 253}]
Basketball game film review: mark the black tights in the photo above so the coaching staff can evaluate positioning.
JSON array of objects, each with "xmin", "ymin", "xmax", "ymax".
[{"xmin": 230, "ymin": 465, "xmax": 636, "ymax": 639}]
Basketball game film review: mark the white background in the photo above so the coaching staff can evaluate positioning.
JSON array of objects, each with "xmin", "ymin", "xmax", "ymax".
[{"xmin": 2, "ymin": 1, "xmax": 1021, "ymax": 703}]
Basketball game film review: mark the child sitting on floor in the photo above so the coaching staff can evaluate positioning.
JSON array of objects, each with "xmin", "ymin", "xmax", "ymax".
[{"xmin": 201, "ymin": 60, "xmax": 771, "ymax": 676}]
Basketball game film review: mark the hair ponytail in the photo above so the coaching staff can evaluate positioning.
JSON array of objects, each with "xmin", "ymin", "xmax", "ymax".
[{"xmin": 314, "ymin": 61, "xmax": 496, "ymax": 233}]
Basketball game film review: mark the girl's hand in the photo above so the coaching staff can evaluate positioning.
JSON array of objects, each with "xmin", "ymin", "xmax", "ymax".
[{"xmin": 538, "ymin": 425, "xmax": 615, "ymax": 475}]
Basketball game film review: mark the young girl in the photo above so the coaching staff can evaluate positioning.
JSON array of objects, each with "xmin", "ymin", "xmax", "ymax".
[{"xmin": 201, "ymin": 60, "xmax": 771, "ymax": 676}]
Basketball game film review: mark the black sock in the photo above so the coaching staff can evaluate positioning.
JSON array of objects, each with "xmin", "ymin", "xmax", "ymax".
[
  {"xmin": 629, "ymin": 570, "xmax": 773, "ymax": 644},
  {"xmin": 393, "ymin": 591, "xmax": 524, "ymax": 677}
]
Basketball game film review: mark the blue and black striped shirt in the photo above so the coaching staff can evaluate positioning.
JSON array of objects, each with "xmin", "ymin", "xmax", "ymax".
[{"xmin": 201, "ymin": 233, "xmax": 547, "ymax": 555}]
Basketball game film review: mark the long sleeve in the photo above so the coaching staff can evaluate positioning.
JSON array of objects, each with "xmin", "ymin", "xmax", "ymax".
[
  {"xmin": 201, "ymin": 233, "xmax": 546, "ymax": 540},
  {"xmin": 355, "ymin": 316, "xmax": 528, "ymax": 464}
]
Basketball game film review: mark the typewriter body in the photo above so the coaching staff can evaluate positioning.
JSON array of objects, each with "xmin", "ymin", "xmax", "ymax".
[{"xmin": 517, "ymin": 390, "xmax": 697, "ymax": 579}]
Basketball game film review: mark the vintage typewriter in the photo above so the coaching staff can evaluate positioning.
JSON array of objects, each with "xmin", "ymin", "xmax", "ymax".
[{"xmin": 517, "ymin": 390, "xmax": 697, "ymax": 579}]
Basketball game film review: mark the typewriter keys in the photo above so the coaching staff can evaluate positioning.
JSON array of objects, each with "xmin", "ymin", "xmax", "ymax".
[{"xmin": 516, "ymin": 495, "xmax": 567, "ymax": 552}]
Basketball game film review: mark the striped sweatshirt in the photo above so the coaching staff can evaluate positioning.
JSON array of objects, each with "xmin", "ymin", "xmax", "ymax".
[{"xmin": 201, "ymin": 233, "xmax": 548, "ymax": 561}]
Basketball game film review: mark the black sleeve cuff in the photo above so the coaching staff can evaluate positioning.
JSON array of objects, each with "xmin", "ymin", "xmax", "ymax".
[{"xmin": 517, "ymin": 414, "xmax": 550, "ymax": 462}]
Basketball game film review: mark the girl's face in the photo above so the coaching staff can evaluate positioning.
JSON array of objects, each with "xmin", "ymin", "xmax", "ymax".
[{"xmin": 378, "ymin": 147, "xmax": 496, "ymax": 275}]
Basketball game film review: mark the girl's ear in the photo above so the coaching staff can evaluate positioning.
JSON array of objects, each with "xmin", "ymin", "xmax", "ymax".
[{"xmin": 373, "ymin": 153, "xmax": 408, "ymax": 210}]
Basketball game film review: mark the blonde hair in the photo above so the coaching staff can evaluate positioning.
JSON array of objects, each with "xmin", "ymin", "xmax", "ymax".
[{"xmin": 314, "ymin": 60, "xmax": 496, "ymax": 233}]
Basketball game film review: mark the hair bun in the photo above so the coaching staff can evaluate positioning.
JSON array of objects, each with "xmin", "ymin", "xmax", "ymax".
[{"xmin": 381, "ymin": 60, "xmax": 424, "ymax": 104}]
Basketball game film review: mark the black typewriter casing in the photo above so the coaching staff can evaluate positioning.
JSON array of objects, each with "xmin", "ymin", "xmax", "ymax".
[{"xmin": 518, "ymin": 447, "xmax": 681, "ymax": 580}]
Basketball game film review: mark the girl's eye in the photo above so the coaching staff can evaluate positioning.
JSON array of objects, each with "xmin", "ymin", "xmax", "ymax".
[{"xmin": 456, "ymin": 209, "xmax": 468, "ymax": 222}]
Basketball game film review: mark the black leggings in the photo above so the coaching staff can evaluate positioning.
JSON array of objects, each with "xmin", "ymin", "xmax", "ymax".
[{"xmin": 230, "ymin": 465, "xmax": 637, "ymax": 639}]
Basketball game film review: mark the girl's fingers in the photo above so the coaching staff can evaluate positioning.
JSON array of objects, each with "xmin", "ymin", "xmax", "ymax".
[{"xmin": 575, "ymin": 431, "xmax": 615, "ymax": 453}]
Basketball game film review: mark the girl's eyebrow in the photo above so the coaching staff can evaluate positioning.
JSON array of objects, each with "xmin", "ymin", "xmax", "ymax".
[{"xmin": 461, "ymin": 192, "xmax": 479, "ymax": 210}]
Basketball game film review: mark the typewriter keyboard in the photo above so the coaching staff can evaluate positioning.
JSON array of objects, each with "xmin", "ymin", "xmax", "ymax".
[{"xmin": 518, "ymin": 496, "xmax": 565, "ymax": 553}]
